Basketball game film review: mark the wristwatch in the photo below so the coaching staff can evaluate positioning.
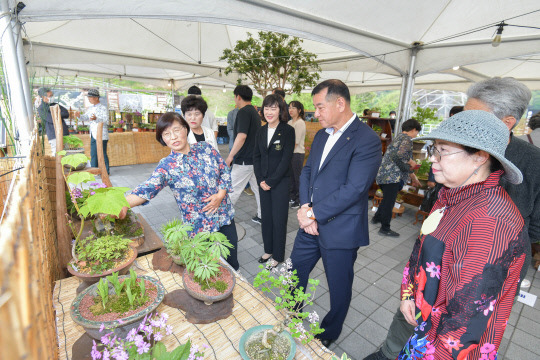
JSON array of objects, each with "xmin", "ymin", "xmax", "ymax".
[{"xmin": 306, "ymin": 207, "xmax": 316, "ymax": 220}]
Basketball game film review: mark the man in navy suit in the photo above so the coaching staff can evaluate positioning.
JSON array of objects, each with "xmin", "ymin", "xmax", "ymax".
[{"xmin": 291, "ymin": 79, "xmax": 382, "ymax": 347}]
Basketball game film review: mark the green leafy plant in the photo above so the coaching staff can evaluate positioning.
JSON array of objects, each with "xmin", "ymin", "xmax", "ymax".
[
  {"xmin": 75, "ymin": 234, "xmax": 131, "ymax": 274},
  {"xmin": 416, "ymin": 158, "xmax": 432, "ymax": 179},
  {"xmin": 78, "ymin": 125, "xmax": 89, "ymax": 132},
  {"xmin": 160, "ymin": 219, "xmax": 192, "ymax": 258},
  {"xmin": 58, "ymin": 149, "xmax": 131, "ymax": 263},
  {"xmin": 63, "ymin": 135, "xmax": 84, "ymax": 150},
  {"xmin": 248, "ymin": 259, "xmax": 323, "ymax": 359},
  {"xmin": 96, "ymin": 278, "xmax": 109, "ymax": 310},
  {"xmin": 129, "ymin": 268, "xmax": 137, "ymax": 286},
  {"xmin": 220, "ymin": 31, "xmax": 321, "ymax": 96},
  {"xmin": 412, "ymin": 101, "xmax": 442, "ymax": 126},
  {"xmin": 139, "ymin": 277, "xmax": 146, "ymax": 299},
  {"xmin": 125, "ymin": 283, "xmax": 135, "ymax": 308},
  {"xmin": 106, "ymin": 272, "xmax": 124, "ymax": 295}
]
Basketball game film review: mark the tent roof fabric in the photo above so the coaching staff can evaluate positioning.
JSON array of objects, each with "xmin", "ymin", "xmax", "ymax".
[{"xmin": 17, "ymin": 0, "xmax": 540, "ymax": 92}]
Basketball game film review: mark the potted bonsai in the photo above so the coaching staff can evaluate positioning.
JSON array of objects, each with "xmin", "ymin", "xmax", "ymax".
[
  {"xmin": 240, "ymin": 259, "xmax": 324, "ymax": 360},
  {"xmin": 59, "ymin": 151, "xmax": 135, "ymax": 291},
  {"xmin": 87, "ymin": 311, "xmax": 207, "ymax": 359},
  {"xmin": 180, "ymin": 230, "xmax": 235, "ymax": 305},
  {"xmin": 160, "ymin": 219, "xmax": 193, "ymax": 265},
  {"xmin": 78, "ymin": 125, "xmax": 90, "ymax": 134},
  {"xmin": 71, "ymin": 269, "xmax": 165, "ymax": 341},
  {"xmin": 62, "ymin": 135, "xmax": 86, "ymax": 170}
]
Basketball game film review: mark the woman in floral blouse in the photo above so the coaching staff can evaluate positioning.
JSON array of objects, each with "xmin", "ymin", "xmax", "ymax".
[
  {"xmin": 398, "ymin": 111, "xmax": 525, "ymax": 360},
  {"xmin": 119, "ymin": 112, "xmax": 239, "ymax": 270},
  {"xmin": 373, "ymin": 119, "xmax": 422, "ymax": 237}
]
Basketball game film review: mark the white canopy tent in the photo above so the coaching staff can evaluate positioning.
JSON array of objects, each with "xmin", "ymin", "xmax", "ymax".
[{"xmin": 3, "ymin": 0, "xmax": 540, "ymax": 153}]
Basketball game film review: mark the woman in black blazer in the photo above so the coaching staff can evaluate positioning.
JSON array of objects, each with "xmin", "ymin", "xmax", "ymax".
[{"xmin": 253, "ymin": 94, "xmax": 295, "ymax": 266}]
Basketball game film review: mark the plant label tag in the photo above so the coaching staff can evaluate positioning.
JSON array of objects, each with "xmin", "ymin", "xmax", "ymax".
[
  {"xmin": 517, "ymin": 290, "xmax": 537, "ymax": 307},
  {"xmin": 381, "ymin": 133, "xmax": 387, "ymax": 138},
  {"xmin": 421, "ymin": 207, "xmax": 445, "ymax": 235},
  {"xmin": 419, "ymin": 190, "xmax": 425, "ymax": 196},
  {"xmin": 394, "ymin": 203, "xmax": 401, "ymax": 209},
  {"xmin": 372, "ymin": 207, "xmax": 378, "ymax": 212}
]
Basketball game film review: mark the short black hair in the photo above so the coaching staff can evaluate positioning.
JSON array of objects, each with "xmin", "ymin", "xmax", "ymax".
[
  {"xmin": 389, "ymin": 111, "xmax": 396, "ymax": 116},
  {"xmin": 187, "ymin": 85, "xmax": 202, "ymax": 95},
  {"xmin": 311, "ymin": 79, "xmax": 350, "ymax": 104},
  {"xmin": 261, "ymin": 94, "xmax": 288, "ymax": 123},
  {"xmin": 449, "ymin": 106, "xmax": 464, "ymax": 117},
  {"xmin": 273, "ymin": 87, "xmax": 286, "ymax": 98},
  {"xmin": 289, "ymin": 100, "xmax": 305, "ymax": 120},
  {"xmin": 363, "ymin": 108, "xmax": 370, "ymax": 116},
  {"xmin": 402, "ymin": 119, "xmax": 422, "ymax": 132},
  {"xmin": 234, "ymin": 85, "xmax": 253, "ymax": 102},
  {"xmin": 462, "ymin": 145, "xmax": 503, "ymax": 173},
  {"xmin": 528, "ymin": 112, "xmax": 540, "ymax": 130},
  {"xmin": 156, "ymin": 112, "xmax": 190, "ymax": 146},
  {"xmin": 181, "ymin": 95, "xmax": 208, "ymax": 115}
]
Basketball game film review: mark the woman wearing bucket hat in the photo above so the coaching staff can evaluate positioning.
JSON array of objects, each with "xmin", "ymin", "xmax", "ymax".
[{"xmin": 398, "ymin": 110, "xmax": 526, "ymax": 360}]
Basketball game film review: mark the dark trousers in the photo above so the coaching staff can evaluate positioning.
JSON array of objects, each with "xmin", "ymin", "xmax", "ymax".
[
  {"xmin": 290, "ymin": 230, "xmax": 358, "ymax": 340},
  {"xmin": 373, "ymin": 182, "xmax": 402, "ymax": 231},
  {"xmin": 90, "ymin": 136, "xmax": 110, "ymax": 174},
  {"xmin": 260, "ymin": 177, "xmax": 290, "ymax": 262},
  {"xmin": 381, "ymin": 308, "xmax": 415, "ymax": 358},
  {"xmin": 289, "ymin": 153, "xmax": 304, "ymax": 202},
  {"xmin": 218, "ymin": 219, "xmax": 239, "ymax": 270}
]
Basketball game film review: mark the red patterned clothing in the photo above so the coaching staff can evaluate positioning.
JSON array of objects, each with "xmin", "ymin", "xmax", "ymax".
[{"xmin": 399, "ymin": 171, "xmax": 525, "ymax": 360}]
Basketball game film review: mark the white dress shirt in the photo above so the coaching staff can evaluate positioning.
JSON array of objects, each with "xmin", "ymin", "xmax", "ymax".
[{"xmin": 318, "ymin": 114, "xmax": 357, "ymax": 170}]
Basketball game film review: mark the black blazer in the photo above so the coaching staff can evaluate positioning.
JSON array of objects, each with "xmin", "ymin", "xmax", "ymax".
[{"xmin": 253, "ymin": 122, "xmax": 295, "ymax": 188}]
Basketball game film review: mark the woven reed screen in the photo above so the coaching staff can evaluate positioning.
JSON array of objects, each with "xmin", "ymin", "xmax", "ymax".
[{"xmin": 0, "ymin": 135, "xmax": 61, "ymax": 359}]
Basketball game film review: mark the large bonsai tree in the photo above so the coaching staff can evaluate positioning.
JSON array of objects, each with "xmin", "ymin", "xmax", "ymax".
[{"xmin": 220, "ymin": 31, "xmax": 321, "ymax": 96}]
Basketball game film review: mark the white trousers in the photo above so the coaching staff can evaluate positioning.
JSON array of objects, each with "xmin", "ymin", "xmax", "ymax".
[
  {"xmin": 229, "ymin": 164, "xmax": 261, "ymax": 218},
  {"xmin": 49, "ymin": 139, "xmax": 57, "ymax": 155}
]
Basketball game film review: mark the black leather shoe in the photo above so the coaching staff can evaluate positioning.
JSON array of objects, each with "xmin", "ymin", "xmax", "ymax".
[
  {"xmin": 363, "ymin": 349, "xmax": 392, "ymax": 360},
  {"xmin": 379, "ymin": 228, "xmax": 400, "ymax": 237},
  {"xmin": 371, "ymin": 217, "xmax": 380, "ymax": 224},
  {"xmin": 319, "ymin": 338, "xmax": 335, "ymax": 348},
  {"xmin": 258, "ymin": 255, "xmax": 272, "ymax": 263}
]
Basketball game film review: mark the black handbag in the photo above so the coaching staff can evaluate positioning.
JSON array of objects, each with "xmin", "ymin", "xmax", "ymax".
[{"xmin": 420, "ymin": 183, "xmax": 443, "ymax": 213}]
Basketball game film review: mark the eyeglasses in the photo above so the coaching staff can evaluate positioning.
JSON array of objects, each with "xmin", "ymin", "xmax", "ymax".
[
  {"xmin": 162, "ymin": 127, "xmax": 186, "ymax": 140},
  {"xmin": 427, "ymin": 145, "xmax": 465, "ymax": 162}
]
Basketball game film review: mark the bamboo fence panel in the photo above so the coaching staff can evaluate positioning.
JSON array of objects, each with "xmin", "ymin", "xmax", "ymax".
[
  {"xmin": 0, "ymin": 157, "xmax": 19, "ymax": 213},
  {"xmin": 54, "ymin": 254, "xmax": 336, "ymax": 360},
  {"xmin": 0, "ymin": 134, "xmax": 61, "ymax": 359},
  {"xmin": 134, "ymin": 132, "xmax": 171, "ymax": 164}
]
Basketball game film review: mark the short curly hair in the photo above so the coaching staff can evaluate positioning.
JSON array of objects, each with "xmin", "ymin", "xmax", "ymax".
[
  {"xmin": 528, "ymin": 112, "xmax": 540, "ymax": 131},
  {"xmin": 181, "ymin": 95, "xmax": 208, "ymax": 115}
]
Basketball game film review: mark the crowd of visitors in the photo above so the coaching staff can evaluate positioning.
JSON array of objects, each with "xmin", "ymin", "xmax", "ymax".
[{"xmin": 84, "ymin": 76, "xmax": 538, "ymax": 360}]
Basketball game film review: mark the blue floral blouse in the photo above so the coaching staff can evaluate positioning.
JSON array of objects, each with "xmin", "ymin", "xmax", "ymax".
[{"xmin": 131, "ymin": 142, "xmax": 234, "ymax": 234}]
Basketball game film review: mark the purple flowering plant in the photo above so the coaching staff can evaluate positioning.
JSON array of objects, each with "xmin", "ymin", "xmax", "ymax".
[
  {"xmin": 91, "ymin": 312, "xmax": 206, "ymax": 360},
  {"xmin": 252, "ymin": 258, "xmax": 324, "ymax": 346}
]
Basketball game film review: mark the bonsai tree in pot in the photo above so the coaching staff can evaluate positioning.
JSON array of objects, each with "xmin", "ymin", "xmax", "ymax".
[
  {"xmin": 180, "ymin": 230, "xmax": 235, "ymax": 305},
  {"xmin": 240, "ymin": 259, "xmax": 324, "ymax": 360},
  {"xmin": 59, "ymin": 151, "xmax": 136, "ymax": 289},
  {"xmin": 71, "ymin": 269, "xmax": 166, "ymax": 341},
  {"xmin": 160, "ymin": 219, "xmax": 193, "ymax": 265}
]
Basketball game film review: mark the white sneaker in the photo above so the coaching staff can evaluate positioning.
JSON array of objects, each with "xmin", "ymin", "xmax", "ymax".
[{"xmin": 520, "ymin": 279, "xmax": 531, "ymax": 288}]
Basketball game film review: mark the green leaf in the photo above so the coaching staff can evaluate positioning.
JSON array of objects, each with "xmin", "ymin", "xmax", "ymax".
[
  {"xmin": 84, "ymin": 188, "xmax": 130, "ymax": 217},
  {"xmin": 169, "ymin": 342, "xmax": 192, "ymax": 360},
  {"xmin": 61, "ymin": 153, "xmax": 89, "ymax": 168},
  {"xmin": 67, "ymin": 171, "xmax": 96, "ymax": 185},
  {"xmin": 151, "ymin": 342, "xmax": 167, "ymax": 358},
  {"xmin": 57, "ymin": 150, "xmax": 66, "ymax": 156}
]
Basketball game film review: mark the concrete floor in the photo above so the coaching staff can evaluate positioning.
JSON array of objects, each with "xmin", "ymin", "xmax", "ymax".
[{"xmin": 108, "ymin": 144, "xmax": 539, "ymax": 360}]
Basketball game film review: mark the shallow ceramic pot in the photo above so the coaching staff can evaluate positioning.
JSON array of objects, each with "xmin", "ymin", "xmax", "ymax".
[
  {"xmin": 239, "ymin": 325, "xmax": 296, "ymax": 360},
  {"xmin": 67, "ymin": 246, "xmax": 138, "ymax": 293},
  {"xmin": 182, "ymin": 265, "xmax": 235, "ymax": 305},
  {"xmin": 70, "ymin": 275, "xmax": 165, "ymax": 340}
]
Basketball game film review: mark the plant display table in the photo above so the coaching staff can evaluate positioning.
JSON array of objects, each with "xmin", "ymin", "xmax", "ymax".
[{"xmin": 54, "ymin": 252, "xmax": 336, "ymax": 360}]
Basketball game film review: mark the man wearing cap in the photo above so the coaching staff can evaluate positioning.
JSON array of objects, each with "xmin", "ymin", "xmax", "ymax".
[
  {"xmin": 37, "ymin": 87, "xmax": 69, "ymax": 155},
  {"xmin": 364, "ymin": 77, "xmax": 540, "ymax": 360},
  {"xmin": 80, "ymin": 89, "xmax": 110, "ymax": 174}
]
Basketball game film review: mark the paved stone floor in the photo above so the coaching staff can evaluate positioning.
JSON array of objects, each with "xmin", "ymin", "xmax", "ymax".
[{"xmin": 109, "ymin": 144, "xmax": 539, "ymax": 360}]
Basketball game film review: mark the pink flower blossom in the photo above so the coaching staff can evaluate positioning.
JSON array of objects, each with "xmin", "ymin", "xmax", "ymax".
[
  {"xmin": 136, "ymin": 341, "xmax": 150, "ymax": 354},
  {"xmin": 425, "ymin": 262, "xmax": 441, "ymax": 279},
  {"xmin": 483, "ymin": 300, "xmax": 496, "ymax": 316},
  {"xmin": 480, "ymin": 342, "xmax": 496, "ymax": 354}
]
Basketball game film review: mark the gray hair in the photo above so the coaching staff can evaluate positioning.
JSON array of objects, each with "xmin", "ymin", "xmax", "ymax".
[{"xmin": 466, "ymin": 77, "xmax": 531, "ymax": 130}]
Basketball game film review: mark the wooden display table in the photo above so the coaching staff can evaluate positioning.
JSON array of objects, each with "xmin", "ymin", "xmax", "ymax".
[{"xmin": 54, "ymin": 256, "xmax": 335, "ymax": 360}]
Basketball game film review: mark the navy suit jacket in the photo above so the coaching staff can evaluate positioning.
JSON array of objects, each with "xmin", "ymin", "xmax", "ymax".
[{"xmin": 299, "ymin": 116, "xmax": 382, "ymax": 249}]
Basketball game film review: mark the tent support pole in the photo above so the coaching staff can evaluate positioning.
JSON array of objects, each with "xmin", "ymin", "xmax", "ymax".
[
  {"xmin": 398, "ymin": 47, "xmax": 418, "ymax": 132},
  {"xmin": 13, "ymin": 18, "xmax": 33, "ymax": 122},
  {"xmin": 395, "ymin": 75, "xmax": 407, "ymax": 136},
  {"xmin": 0, "ymin": 0, "xmax": 31, "ymax": 154}
]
